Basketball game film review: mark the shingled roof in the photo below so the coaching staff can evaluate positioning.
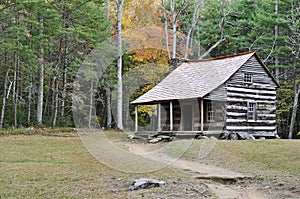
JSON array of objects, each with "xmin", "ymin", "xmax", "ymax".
[{"xmin": 131, "ymin": 51, "xmax": 276, "ymax": 105}]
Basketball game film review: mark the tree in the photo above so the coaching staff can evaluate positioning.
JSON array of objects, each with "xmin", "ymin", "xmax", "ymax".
[
  {"xmin": 198, "ymin": 0, "xmax": 226, "ymax": 59},
  {"xmin": 116, "ymin": 0, "xmax": 124, "ymax": 130},
  {"xmin": 286, "ymin": 0, "xmax": 300, "ymax": 139},
  {"xmin": 0, "ymin": 68, "xmax": 9, "ymax": 130},
  {"xmin": 37, "ymin": 17, "xmax": 44, "ymax": 126},
  {"xmin": 161, "ymin": 0, "xmax": 190, "ymax": 59},
  {"xmin": 184, "ymin": 0, "xmax": 201, "ymax": 59},
  {"xmin": 0, "ymin": 0, "xmax": 111, "ymax": 129}
]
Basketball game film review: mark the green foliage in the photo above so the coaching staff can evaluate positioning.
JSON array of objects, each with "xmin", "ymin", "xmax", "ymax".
[
  {"xmin": 277, "ymin": 82, "xmax": 294, "ymax": 138},
  {"xmin": 0, "ymin": 0, "xmax": 111, "ymax": 129},
  {"xmin": 0, "ymin": 0, "xmax": 299, "ymax": 134}
]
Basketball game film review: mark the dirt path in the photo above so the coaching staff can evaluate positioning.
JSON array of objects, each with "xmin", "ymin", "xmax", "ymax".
[
  {"xmin": 80, "ymin": 132, "xmax": 272, "ymax": 198},
  {"xmin": 125, "ymin": 141, "xmax": 268, "ymax": 199},
  {"xmin": 126, "ymin": 141, "xmax": 245, "ymax": 179}
]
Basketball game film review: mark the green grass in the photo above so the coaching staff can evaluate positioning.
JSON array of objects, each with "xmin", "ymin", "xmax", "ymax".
[
  {"xmin": 103, "ymin": 130, "xmax": 131, "ymax": 140},
  {"xmin": 0, "ymin": 134, "xmax": 190, "ymax": 199},
  {"xmin": 1, "ymin": 132, "xmax": 299, "ymax": 198},
  {"xmin": 0, "ymin": 127, "xmax": 77, "ymax": 136},
  {"xmin": 178, "ymin": 139, "xmax": 300, "ymax": 178}
]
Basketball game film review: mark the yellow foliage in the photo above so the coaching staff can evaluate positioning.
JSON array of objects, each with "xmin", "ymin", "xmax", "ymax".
[{"xmin": 123, "ymin": 0, "xmax": 163, "ymax": 30}]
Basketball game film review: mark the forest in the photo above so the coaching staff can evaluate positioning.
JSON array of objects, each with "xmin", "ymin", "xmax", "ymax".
[{"xmin": 0, "ymin": 0, "xmax": 299, "ymax": 139}]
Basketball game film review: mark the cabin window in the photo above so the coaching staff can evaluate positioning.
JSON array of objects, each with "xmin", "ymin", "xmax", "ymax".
[
  {"xmin": 244, "ymin": 73, "xmax": 253, "ymax": 83},
  {"xmin": 247, "ymin": 102, "xmax": 256, "ymax": 121},
  {"xmin": 207, "ymin": 102, "xmax": 215, "ymax": 121}
]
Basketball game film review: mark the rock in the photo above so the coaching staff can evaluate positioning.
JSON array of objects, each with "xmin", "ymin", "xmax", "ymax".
[
  {"xmin": 128, "ymin": 134, "xmax": 136, "ymax": 139},
  {"xmin": 129, "ymin": 178, "xmax": 166, "ymax": 191},
  {"xmin": 275, "ymin": 135, "xmax": 281, "ymax": 139},
  {"xmin": 149, "ymin": 137, "xmax": 162, "ymax": 143},
  {"xmin": 157, "ymin": 135, "xmax": 173, "ymax": 141},
  {"xmin": 240, "ymin": 134, "xmax": 255, "ymax": 140},
  {"xmin": 157, "ymin": 135, "xmax": 170, "ymax": 139},
  {"xmin": 228, "ymin": 133, "xmax": 238, "ymax": 140},
  {"xmin": 199, "ymin": 136, "xmax": 210, "ymax": 139}
]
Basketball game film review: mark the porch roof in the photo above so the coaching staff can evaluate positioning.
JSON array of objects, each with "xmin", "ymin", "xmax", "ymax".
[{"xmin": 131, "ymin": 51, "xmax": 271, "ymax": 105}]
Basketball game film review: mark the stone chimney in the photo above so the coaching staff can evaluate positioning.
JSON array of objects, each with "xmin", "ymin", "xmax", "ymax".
[{"xmin": 169, "ymin": 58, "xmax": 181, "ymax": 73}]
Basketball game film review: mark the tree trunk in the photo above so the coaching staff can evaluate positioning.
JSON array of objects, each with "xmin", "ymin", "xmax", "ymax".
[
  {"xmin": 27, "ymin": 74, "xmax": 33, "ymax": 126},
  {"xmin": 37, "ymin": 18, "xmax": 44, "ymax": 126},
  {"xmin": 162, "ymin": 0, "xmax": 171, "ymax": 59},
  {"xmin": 13, "ymin": 51, "xmax": 19, "ymax": 128},
  {"xmin": 61, "ymin": 3, "xmax": 68, "ymax": 117},
  {"xmin": 170, "ymin": 0, "xmax": 177, "ymax": 59},
  {"xmin": 61, "ymin": 57, "xmax": 67, "ymax": 117},
  {"xmin": 124, "ymin": 92, "xmax": 130, "ymax": 128},
  {"xmin": 51, "ymin": 75, "xmax": 56, "ymax": 118},
  {"xmin": 274, "ymin": 0, "xmax": 280, "ymax": 81},
  {"xmin": 116, "ymin": 0, "xmax": 124, "ymax": 130},
  {"xmin": 88, "ymin": 78, "xmax": 94, "ymax": 129},
  {"xmin": 289, "ymin": 83, "xmax": 300, "ymax": 139},
  {"xmin": 106, "ymin": 88, "xmax": 112, "ymax": 129},
  {"xmin": 52, "ymin": 78, "xmax": 59, "ymax": 129},
  {"xmin": 13, "ymin": 12, "xmax": 20, "ymax": 128},
  {"xmin": 184, "ymin": 0, "xmax": 201, "ymax": 59},
  {"xmin": 0, "ymin": 69, "xmax": 9, "ymax": 130}
]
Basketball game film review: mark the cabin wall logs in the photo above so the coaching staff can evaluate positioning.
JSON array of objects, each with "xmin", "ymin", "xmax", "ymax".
[{"xmin": 225, "ymin": 56, "xmax": 278, "ymax": 137}]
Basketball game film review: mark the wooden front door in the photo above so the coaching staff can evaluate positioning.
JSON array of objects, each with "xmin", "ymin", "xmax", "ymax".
[{"xmin": 182, "ymin": 105, "xmax": 193, "ymax": 131}]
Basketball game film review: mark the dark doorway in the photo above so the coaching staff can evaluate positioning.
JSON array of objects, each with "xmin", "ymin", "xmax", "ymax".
[{"xmin": 182, "ymin": 105, "xmax": 193, "ymax": 131}]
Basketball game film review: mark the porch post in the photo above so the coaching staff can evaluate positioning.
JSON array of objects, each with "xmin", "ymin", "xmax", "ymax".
[
  {"xmin": 157, "ymin": 103, "xmax": 162, "ymax": 131},
  {"xmin": 135, "ymin": 105, "xmax": 138, "ymax": 133},
  {"xmin": 201, "ymin": 99, "xmax": 204, "ymax": 133},
  {"xmin": 170, "ymin": 101, "xmax": 173, "ymax": 131}
]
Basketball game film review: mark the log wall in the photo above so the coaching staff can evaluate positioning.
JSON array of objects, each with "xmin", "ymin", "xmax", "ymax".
[
  {"xmin": 156, "ymin": 55, "xmax": 278, "ymax": 138},
  {"xmin": 225, "ymin": 56, "xmax": 278, "ymax": 137}
]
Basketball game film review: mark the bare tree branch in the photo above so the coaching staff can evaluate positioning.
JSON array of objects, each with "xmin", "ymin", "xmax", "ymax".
[
  {"xmin": 161, "ymin": 0, "xmax": 171, "ymax": 59},
  {"xmin": 263, "ymin": 37, "xmax": 277, "ymax": 63},
  {"xmin": 184, "ymin": 0, "xmax": 201, "ymax": 59}
]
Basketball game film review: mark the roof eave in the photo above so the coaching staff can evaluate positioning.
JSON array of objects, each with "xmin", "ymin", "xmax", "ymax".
[{"xmin": 253, "ymin": 53, "xmax": 280, "ymax": 88}]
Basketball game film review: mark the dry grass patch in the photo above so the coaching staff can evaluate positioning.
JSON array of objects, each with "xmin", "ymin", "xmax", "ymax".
[{"xmin": 0, "ymin": 135, "xmax": 204, "ymax": 198}]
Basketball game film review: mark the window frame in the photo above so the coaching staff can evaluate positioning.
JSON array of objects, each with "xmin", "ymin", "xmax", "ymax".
[
  {"xmin": 247, "ymin": 102, "xmax": 257, "ymax": 121},
  {"xmin": 244, "ymin": 73, "xmax": 253, "ymax": 84},
  {"xmin": 206, "ymin": 101, "xmax": 215, "ymax": 121}
]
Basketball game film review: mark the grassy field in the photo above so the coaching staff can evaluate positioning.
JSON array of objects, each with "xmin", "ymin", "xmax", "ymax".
[
  {"xmin": 0, "ymin": 131, "xmax": 299, "ymax": 198},
  {"xmin": 181, "ymin": 139, "xmax": 300, "ymax": 178},
  {"xmin": 0, "ymin": 133, "xmax": 193, "ymax": 198}
]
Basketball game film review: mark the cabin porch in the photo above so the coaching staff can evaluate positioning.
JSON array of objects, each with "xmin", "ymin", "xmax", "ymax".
[{"xmin": 133, "ymin": 99, "xmax": 226, "ymax": 138}]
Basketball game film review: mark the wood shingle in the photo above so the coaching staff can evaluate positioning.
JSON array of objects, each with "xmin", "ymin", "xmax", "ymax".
[{"xmin": 132, "ymin": 51, "xmax": 277, "ymax": 105}]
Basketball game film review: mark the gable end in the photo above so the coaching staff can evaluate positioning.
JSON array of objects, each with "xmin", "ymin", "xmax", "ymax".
[{"xmin": 226, "ymin": 55, "xmax": 279, "ymax": 89}]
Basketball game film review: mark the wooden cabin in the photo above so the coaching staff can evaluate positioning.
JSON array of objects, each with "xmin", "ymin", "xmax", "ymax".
[{"xmin": 131, "ymin": 51, "xmax": 280, "ymax": 139}]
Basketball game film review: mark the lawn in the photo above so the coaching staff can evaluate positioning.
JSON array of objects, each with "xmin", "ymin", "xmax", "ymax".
[
  {"xmin": 0, "ymin": 133, "xmax": 196, "ymax": 198},
  {"xmin": 167, "ymin": 138, "xmax": 300, "ymax": 178},
  {"xmin": 1, "ymin": 131, "xmax": 299, "ymax": 198}
]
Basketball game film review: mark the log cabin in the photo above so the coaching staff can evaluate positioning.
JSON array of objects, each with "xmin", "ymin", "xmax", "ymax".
[{"xmin": 131, "ymin": 51, "xmax": 280, "ymax": 139}]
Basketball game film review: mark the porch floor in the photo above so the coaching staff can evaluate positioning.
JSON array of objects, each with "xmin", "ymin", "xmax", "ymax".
[{"xmin": 135, "ymin": 130, "xmax": 225, "ymax": 139}]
